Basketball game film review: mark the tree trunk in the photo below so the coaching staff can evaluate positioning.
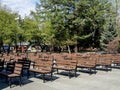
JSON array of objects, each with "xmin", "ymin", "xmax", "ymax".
[
  {"xmin": 67, "ymin": 45, "xmax": 71, "ymax": 54},
  {"xmin": 50, "ymin": 39, "xmax": 54, "ymax": 53},
  {"xmin": 74, "ymin": 44, "xmax": 78, "ymax": 53},
  {"xmin": 1, "ymin": 41, "xmax": 5, "ymax": 53},
  {"xmin": 15, "ymin": 40, "xmax": 17, "ymax": 53},
  {"xmin": 7, "ymin": 44, "xmax": 11, "ymax": 55},
  {"xmin": 74, "ymin": 40, "xmax": 78, "ymax": 53}
]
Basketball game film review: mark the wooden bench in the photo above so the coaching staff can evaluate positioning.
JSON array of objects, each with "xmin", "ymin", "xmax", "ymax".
[
  {"xmin": 76, "ymin": 56, "xmax": 96, "ymax": 73},
  {"xmin": 18, "ymin": 59, "xmax": 31, "ymax": 78},
  {"xmin": 98, "ymin": 54, "xmax": 112, "ymax": 69},
  {"xmin": 111, "ymin": 54, "xmax": 120, "ymax": 65},
  {"xmin": 53, "ymin": 59, "xmax": 77, "ymax": 78},
  {"xmin": 29, "ymin": 59, "xmax": 53, "ymax": 83},
  {"xmin": 0, "ymin": 63, "xmax": 23, "ymax": 88}
]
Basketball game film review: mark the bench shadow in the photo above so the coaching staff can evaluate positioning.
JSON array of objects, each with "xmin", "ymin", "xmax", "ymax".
[
  {"xmin": 0, "ymin": 78, "xmax": 9, "ymax": 90},
  {"xmin": 95, "ymin": 67, "xmax": 112, "ymax": 72},
  {"xmin": 55, "ymin": 71, "xmax": 80, "ymax": 78},
  {"xmin": 0, "ymin": 76, "xmax": 33, "ymax": 89},
  {"xmin": 21, "ymin": 76, "xmax": 34, "ymax": 85},
  {"xmin": 78, "ymin": 69, "xmax": 97, "ymax": 75},
  {"xmin": 28, "ymin": 72, "xmax": 59, "ymax": 82},
  {"xmin": 111, "ymin": 65, "xmax": 120, "ymax": 69}
]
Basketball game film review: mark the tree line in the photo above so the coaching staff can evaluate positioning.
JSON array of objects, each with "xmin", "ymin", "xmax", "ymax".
[{"xmin": 0, "ymin": 0, "xmax": 119, "ymax": 53}]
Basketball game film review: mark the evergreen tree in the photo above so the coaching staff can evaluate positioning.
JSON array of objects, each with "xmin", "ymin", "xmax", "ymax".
[
  {"xmin": 100, "ymin": 18, "xmax": 118, "ymax": 51},
  {"xmin": 33, "ymin": 0, "xmax": 118, "ymax": 52},
  {"xmin": 100, "ymin": 0, "xmax": 118, "ymax": 51}
]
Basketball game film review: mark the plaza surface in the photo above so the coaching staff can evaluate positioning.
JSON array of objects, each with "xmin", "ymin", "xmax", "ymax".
[{"xmin": 0, "ymin": 68, "xmax": 120, "ymax": 90}]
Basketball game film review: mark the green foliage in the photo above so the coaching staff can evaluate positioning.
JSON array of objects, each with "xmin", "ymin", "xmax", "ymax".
[
  {"xmin": 40, "ymin": 21, "xmax": 56, "ymax": 44},
  {"xmin": 100, "ymin": 20, "xmax": 118, "ymax": 50},
  {"xmin": 100, "ymin": 0, "xmax": 118, "ymax": 51},
  {"xmin": 21, "ymin": 17, "xmax": 40, "ymax": 44},
  {"xmin": 0, "ymin": 3, "xmax": 41, "ymax": 52},
  {"xmin": 0, "ymin": 0, "xmax": 118, "ymax": 53},
  {"xmin": 0, "ymin": 8, "xmax": 18, "ymax": 45},
  {"xmin": 33, "ymin": 0, "xmax": 118, "ymax": 52}
]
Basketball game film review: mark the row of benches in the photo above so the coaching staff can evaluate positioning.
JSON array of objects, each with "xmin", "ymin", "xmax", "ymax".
[{"xmin": 0, "ymin": 53, "xmax": 120, "ymax": 88}]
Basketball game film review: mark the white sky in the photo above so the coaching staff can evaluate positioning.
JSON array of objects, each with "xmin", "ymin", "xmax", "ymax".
[
  {"xmin": 1, "ymin": 0, "xmax": 39, "ymax": 18},
  {"xmin": 1, "ymin": 0, "xmax": 120, "ymax": 18}
]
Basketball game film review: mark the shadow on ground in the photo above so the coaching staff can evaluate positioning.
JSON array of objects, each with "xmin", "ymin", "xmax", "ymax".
[
  {"xmin": 0, "ymin": 78, "xmax": 9, "ymax": 90},
  {"xmin": 78, "ymin": 69, "xmax": 97, "ymax": 75},
  {"xmin": 0, "ymin": 76, "xmax": 33, "ymax": 89},
  {"xmin": 28, "ymin": 72, "xmax": 59, "ymax": 83},
  {"xmin": 111, "ymin": 65, "xmax": 120, "ymax": 69},
  {"xmin": 54, "ymin": 71, "xmax": 80, "ymax": 78},
  {"xmin": 95, "ymin": 67, "xmax": 112, "ymax": 72}
]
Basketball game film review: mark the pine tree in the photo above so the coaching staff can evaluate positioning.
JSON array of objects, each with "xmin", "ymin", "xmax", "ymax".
[
  {"xmin": 33, "ymin": 0, "xmax": 118, "ymax": 53},
  {"xmin": 100, "ymin": 18, "xmax": 118, "ymax": 51}
]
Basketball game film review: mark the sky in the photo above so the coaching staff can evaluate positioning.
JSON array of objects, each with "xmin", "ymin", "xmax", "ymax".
[
  {"xmin": 1, "ymin": 0, "xmax": 39, "ymax": 18},
  {"xmin": 1, "ymin": 0, "xmax": 120, "ymax": 18}
]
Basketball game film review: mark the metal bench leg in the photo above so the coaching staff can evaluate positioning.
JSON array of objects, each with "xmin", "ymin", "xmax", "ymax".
[
  {"xmin": 34, "ymin": 72, "xmax": 36, "ymax": 77},
  {"xmin": 51, "ymin": 72, "xmax": 53, "ymax": 81},
  {"xmin": 75, "ymin": 69, "xmax": 77, "ymax": 77},
  {"xmin": 19, "ymin": 76, "xmax": 22, "ymax": 86},
  {"xmin": 57, "ymin": 69, "xmax": 59, "ymax": 74},
  {"xmin": 69, "ymin": 71, "xmax": 71, "ymax": 79},
  {"xmin": 27, "ymin": 70, "xmax": 29, "ymax": 79},
  {"xmin": 8, "ymin": 78, "xmax": 12, "ymax": 88},
  {"xmin": 43, "ymin": 74, "xmax": 45, "ymax": 83}
]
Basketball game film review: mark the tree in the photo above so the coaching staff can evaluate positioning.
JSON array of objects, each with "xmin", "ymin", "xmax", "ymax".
[
  {"xmin": 21, "ymin": 17, "xmax": 40, "ymax": 46},
  {"xmin": 100, "ymin": 0, "xmax": 118, "ymax": 51},
  {"xmin": 0, "ymin": 7, "xmax": 19, "ymax": 53},
  {"xmin": 100, "ymin": 19, "xmax": 118, "ymax": 51},
  {"xmin": 33, "ymin": 0, "xmax": 118, "ymax": 53}
]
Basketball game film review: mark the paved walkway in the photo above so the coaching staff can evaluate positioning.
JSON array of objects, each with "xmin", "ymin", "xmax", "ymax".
[{"xmin": 0, "ymin": 68, "xmax": 120, "ymax": 90}]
